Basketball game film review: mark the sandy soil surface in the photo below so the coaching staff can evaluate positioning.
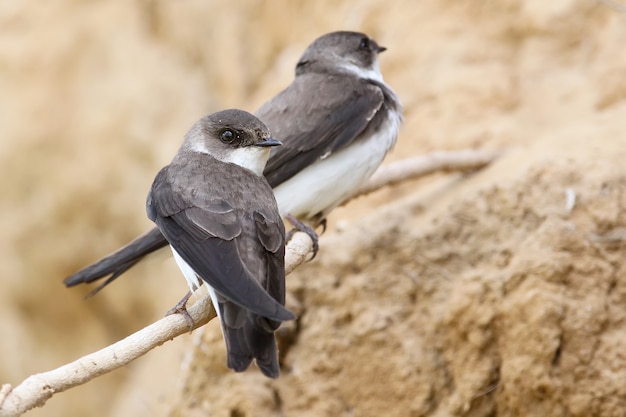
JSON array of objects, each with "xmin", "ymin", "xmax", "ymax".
[{"xmin": 2, "ymin": 1, "xmax": 626, "ymax": 416}]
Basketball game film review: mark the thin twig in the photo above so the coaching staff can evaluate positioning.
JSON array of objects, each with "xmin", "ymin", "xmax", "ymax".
[
  {"xmin": 0, "ymin": 294, "xmax": 216, "ymax": 417},
  {"xmin": 0, "ymin": 233, "xmax": 314, "ymax": 417},
  {"xmin": 596, "ymin": 0, "xmax": 626, "ymax": 14},
  {"xmin": 355, "ymin": 149, "xmax": 501, "ymax": 198}
]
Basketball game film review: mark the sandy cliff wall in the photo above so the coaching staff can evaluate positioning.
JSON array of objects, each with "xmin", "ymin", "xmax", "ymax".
[{"xmin": 2, "ymin": 1, "xmax": 626, "ymax": 416}]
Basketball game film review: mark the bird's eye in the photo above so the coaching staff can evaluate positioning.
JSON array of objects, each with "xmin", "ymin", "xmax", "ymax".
[
  {"xmin": 220, "ymin": 129, "xmax": 235, "ymax": 143},
  {"xmin": 359, "ymin": 37, "xmax": 370, "ymax": 49}
]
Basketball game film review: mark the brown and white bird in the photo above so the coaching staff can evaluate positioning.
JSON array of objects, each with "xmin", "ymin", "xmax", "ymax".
[
  {"xmin": 147, "ymin": 109, "xmax": 294, "ymax": 378},
  {"xmin": 65, "ymin": 30, "xmax": 402, "ymax": 293}
]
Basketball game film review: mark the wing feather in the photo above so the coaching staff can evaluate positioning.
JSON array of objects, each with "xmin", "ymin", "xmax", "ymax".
[
  {"xmin": 148, "ymin": 158, "xmax": 293, "ymax": 322},
  {"xmin": 258, "ymin": 74, "xmax": 384, "ymax": 187}
]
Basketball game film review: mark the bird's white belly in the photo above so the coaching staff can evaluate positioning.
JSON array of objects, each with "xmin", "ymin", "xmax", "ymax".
[
  {"xmin": 171, "ymin": 246, "xmax": 202, "ymax": 291},
  {"xmin": 274, "ymin": 113, "xmax": 400, "ymax": 219},
  {"xmin": 171, "ymin": 245, "xmax": 224, "ymax": 325}
]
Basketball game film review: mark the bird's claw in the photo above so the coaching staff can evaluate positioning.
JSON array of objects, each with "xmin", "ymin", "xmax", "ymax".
[
  {"xmin": 166, "ymin": 291, "xmax": 194, "ymax": 332},
  {"xmin": 285, "ymin": 214, "xmax": 320, "ymax": 259}
]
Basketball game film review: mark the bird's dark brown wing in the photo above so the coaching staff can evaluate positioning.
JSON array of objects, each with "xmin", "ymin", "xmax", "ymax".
[
  {"xmin": 257, "ymin": 73, "xmax": 384, "ymax": 187},
  {"xmin": 147, "ymin": 163, "xmax": 294, "ymax": 323},
  {"xmin": 63, "ymin": 227, "xmax": 168, "ymax": 291}
]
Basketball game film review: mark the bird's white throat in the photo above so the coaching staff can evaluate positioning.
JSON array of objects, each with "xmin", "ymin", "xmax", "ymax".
[
  {"xmin": 220, "ymin": 146, "xmax": 270, "ymax": 176},
  {"xmin": 188, "ymin": 141, "xmax": 270, "ymax": 177},
  {"xmin": 341, "ymin": 62, "xmax": 384, "ymax": 83}
]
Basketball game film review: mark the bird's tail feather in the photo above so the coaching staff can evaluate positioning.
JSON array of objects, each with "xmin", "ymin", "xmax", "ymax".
[
  {"xmin": 224, "ymin": 326, "xmax": 254, "ymax": 373},
  {"xmin": 222, "ymin": 314, "xmax": 280, "ymax": 379},
  {"xmin": 245, "ymin": 319, "xmax": 280, "ymax": 378}
]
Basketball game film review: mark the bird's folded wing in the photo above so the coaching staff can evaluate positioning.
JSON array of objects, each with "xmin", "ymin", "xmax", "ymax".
[
  {"xmin": 156, "ymin": 213, "xmax": 293, "ymax": 322},
  {"xmin": 63, "ymin": 227, "xmax": 168, "ymax": 288},
  {"xmin": 148, "ymin": 176, "xmax": 293, "ymax": 322},
  {"xmin": 259, "ymin": 76, "xmax": 384, "ymax": 187}
]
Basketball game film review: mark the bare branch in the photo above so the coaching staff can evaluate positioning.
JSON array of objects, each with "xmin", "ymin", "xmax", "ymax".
[
  {"xmin": 0, "ymin": 297, "xmax": 215, "ymax": 417},
  {"xmin": 355, "ymin": 149, "xmax": 501, "ymax": 198},
  {"xmin": 0, "ymin": 233, "xmax": 315, "ymax": 417},
  {"xmin": 0, "ymin": 149, "xmax": 499, "ymax": 416},
  {"xmin": 596, "ymin": 0, "xmax": 626, "ymax": 14}
]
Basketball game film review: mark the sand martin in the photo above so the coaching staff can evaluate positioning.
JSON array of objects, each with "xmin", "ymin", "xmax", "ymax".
[
  {"xmin": 147, "ymin": 109, "xmax": 294, "ymax": 377},
  {"xmin": 65, "ymin": 30, "xmax": 402, "ymax": 292}
]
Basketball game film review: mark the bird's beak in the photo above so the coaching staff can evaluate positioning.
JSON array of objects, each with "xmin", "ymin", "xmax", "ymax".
[
  {"xmin": 377, "ymin": 45, "xmax": 387, "ymax": 53},
  {"xmin": 254, "ymin": 137, "xmax": 282, "ymax": 147}
]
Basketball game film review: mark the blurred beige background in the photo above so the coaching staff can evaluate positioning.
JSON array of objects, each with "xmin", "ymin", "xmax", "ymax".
[{"xmin": 2, "ymin": 0, "xmax": 626, "ymax": 416}]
